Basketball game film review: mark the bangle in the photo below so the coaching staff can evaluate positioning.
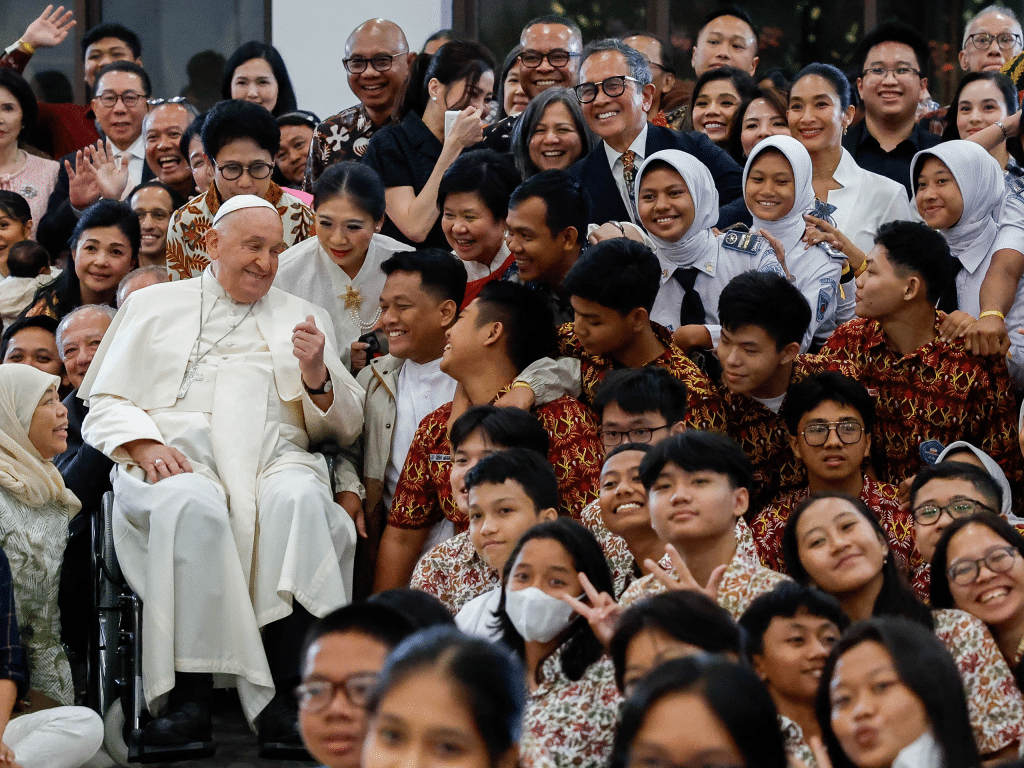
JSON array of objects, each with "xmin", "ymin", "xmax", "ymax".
[
  {"xmin": 997, "ymin": 121, "xmax": 1011, "ymax": 138},
  {"xmin": 16, "ymin": 39, "xmax": 35, "ymax": 54},
  {"xmin": 854, "ymin": 260, "xmax": 868, "ymax": 277},
  {"xmin": 979, "ymin": 310, "xmax": 1006, "ymax": 321},
  {"xmin": 510, "ymin": 381, "xmax": 533, "ymax": 391},
  {"xmin": 611, "ymin": 222, "xmax": 625, "ymax": 235}
]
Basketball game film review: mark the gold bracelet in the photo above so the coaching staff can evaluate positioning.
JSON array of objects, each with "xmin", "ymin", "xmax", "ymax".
[
  {"xmin": 510, "ymin": 381, "xmax": 533, "ymax": 390},
  {"xmin": 17, "ymin": 39, "xmax": 35, "ymax": 54},
  {"xmin": 979, "ymin": 310, "xmax": 1006, "ymax": 321},
  {"xmin": 854, "ymin": 260, "xmax": 868, "ymax": 277}
]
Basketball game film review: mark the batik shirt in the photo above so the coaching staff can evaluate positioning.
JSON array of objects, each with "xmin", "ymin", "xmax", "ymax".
[
  {"xmin": 579, "ymin": 499, "xmax": 652, "ymax": 598},
  {"xmin": 556, "ymin": 322, "xmax": 726, "ymax": 432},
  {"xmin": 780, "ymin": 716, "xmax": 817, "ymax": 768},
  {"xmin": 619, "ymin": 518, "xmax": 789, "ymax": 618},
  {"xmin": 520, "ymin": 649, "xmax": 622, "ymax": 768},
  {"xmin": 388, "ymin": 389, "xmax": 603, "ymax": 531},
  {"xmin": 410, "ymin": 531, "xmax": 497, "ymax": 614},
  {"xmin": 821, "ymin": 317, "xmax": 1023, "ymax": 498},
  {"xmin": 302, "ymin": 104, "xmax": 396, "ymax": 191},
  {"xmin": 165, "ymin": 182, "xmax": 314, "ymax": 279}
]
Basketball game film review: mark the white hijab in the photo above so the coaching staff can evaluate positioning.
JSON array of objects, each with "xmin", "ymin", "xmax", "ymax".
[
  {"xmin": 910, "ymin": 140, "xmax": 1002, "ymax": 260},
  {"xmin": 936, "ymin": 440, "xmax": 1019, "ymax": 521},
  {"xmin": 743, "ymin": 135, "xmax": 816, "ymax": 256},
  {"xmin": 0, "ymin": 365, "xmax": 79, "ymax": 514},
  {"xmin": 634, "ymin": 150, "xmax": 720, "ymax": 265}
]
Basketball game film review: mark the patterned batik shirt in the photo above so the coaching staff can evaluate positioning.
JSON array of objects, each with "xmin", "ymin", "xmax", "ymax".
[
  {"xmin": 619, "ymin": 518, "xmax": 790, "ymax": 618},
  {"xmin": 556, "ymin": 322, "xmax": 726, "ymax": 432},
  {"xmin": 821, "ymin": 317, "xmax": 1024, "ymax": 500},
  {"xmin": 302, "ymin": 104, "xmax": 395, "ymax": 192},
  {"xmin": 932, "ymin": 608, "xmax": 1024, "ymax": 754},
  {"xmin": 410, "ymin": 531, "xmax": 497, "ymax": 614},
  {"xmin": 388, "ymin": 391, "xmax": 603, "ymax": 531},
  {"xmin": 578, "ymin": 498, "xmax": 649, "ymax": 598},
  {"xmin": 165, "ymin": 182, "xmax": 314, "ymax": 279},
  {"xmin": 780, "ymin": 715, "xmax": 817, "ymax": 768},
  {"xmin": 751, "ymin": 475, "xmax": 924, "ymax": 591},
  {"xmin": 720, "ymin": 355, "xmax": 858, "ymax": 510},
  {"xmin": 520, "ymin": 650, "xmax": 622, "ymax": 768}
]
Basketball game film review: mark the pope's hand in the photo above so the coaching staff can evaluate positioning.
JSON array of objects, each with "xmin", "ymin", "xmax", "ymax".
[
  {"xmin": 293, "ymin": 315, "xmax": 328, "ymax": 389},
  {"xmin": 125, "ymin": 439, "xmax": 193, "ymax": 484}
]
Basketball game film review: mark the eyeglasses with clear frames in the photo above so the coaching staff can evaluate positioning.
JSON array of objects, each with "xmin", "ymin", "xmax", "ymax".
[
  {"xmin": 574, "ymin": 76, "xmax": 642, "ymax": 104},
  {"xmin": 95, "ymin": 91, "xmax": 145, "ymax": 108},
  {"xmin": 799, "ymin": 421, "xmax": 864, "ymax": 447},
  {"xmin": 600, "ymin": 424, "xmax": 671, "ymax": 447},
  {"xmin": 912, "ymin": 498, "xmax": 994, "ymax": 526},
  {"xmin": 519, "ymin": 49, "xmax": 580, "ymax": 68},
  {"xmin": 343, "ymin": 54, "xmax": 406, "ymax": 74},
  {"xmin": 213, "ymin": 160, "xmax": 274, "ymax": 180},
  {"xmin": 295, "ymin": 672, "xmax": 378, "ymax": 712},
  {"xmin": 861, "ymin": 66, "xmax": 921, "ymax": 80},
  {"xmin": 946, "ymin": 545, "xmax": 1019, "ymax": 585},
  {"xmin": 147, "ymin": 96, "xmax": 189, "ymax": 107},
  {"xmin": 966, "ymin": 32, "xmax": 1023, "ymax": 51}
]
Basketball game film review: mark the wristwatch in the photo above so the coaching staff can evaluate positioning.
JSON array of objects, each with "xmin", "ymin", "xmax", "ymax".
[{"xmin": 304, "ymin": 374, "xmax": 333, "ymax": 395}]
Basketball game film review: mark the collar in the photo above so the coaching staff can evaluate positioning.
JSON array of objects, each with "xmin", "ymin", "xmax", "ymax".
[
  {"xmin": 201, "ymin": 265, "xmax": 260, "ymax": 307},
  {"xmin": 850, "ymin": 119, "xmax": 931, "ymax": 152},
  {"xmin": 401, "ymin": 111, "xmax": 443, "ymax": 151},
  {"xmin": 206, "ymin": 181, "xmax": 284, "ymax": 218},
  {"xmin": 602, "ymin": 123, "xmax": 649, "ymax": 170},
  {"xmin": 832, "ymin": 148, "xmax": 858, "ymax": 186},
  {"xmin": 123, "ymin": 133, "xmax": 145, "ymax": 160},
  {"xmin": 655, "ymin": 238, "xmax": 721, "ymax": 283},
  {"xmin": 861, "ymin": 315, "xmax": 948, "ymax": 364}
]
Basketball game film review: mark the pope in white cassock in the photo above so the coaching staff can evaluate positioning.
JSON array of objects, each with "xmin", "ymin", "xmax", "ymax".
[{"xmin": 79, "ymin": 195, "xmax": 364, "ymax": 749}]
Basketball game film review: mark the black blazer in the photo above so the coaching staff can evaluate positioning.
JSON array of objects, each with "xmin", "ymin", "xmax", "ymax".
[
  {"xmin": 37, "ymin": 147, "xmax": 155, "ymax": 258},
  {"xmin": 567, "ymin": 124, "xmax": 749, "ymax": 230},
  {"xmin": 54, "ymin": 390, "xmax": 114, "ymax": 515}
]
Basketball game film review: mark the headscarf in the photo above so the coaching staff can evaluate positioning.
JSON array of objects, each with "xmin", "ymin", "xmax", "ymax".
[
  {"xmin": 936, "ymin": 440, "xmax": 1019, "ymax": 521},
  {"xmin": 743, "ymin": 135, "xmax": 816, "ymax": 256},
  {"xmin": 910, "ymin": 140, "xmax": 1003, "ymax": 259},
  {"xmin": 634, "ymin": 150, "xmax": 720, "ymax": 265},
  {"xmin": 0, "ymin": 365, "xmax": 80, "ymax": 515}
]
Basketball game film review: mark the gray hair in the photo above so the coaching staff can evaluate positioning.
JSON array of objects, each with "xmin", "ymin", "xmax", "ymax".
[
  {"xmin": 55, "ymin": 304, "xmax": 117, "ymax": 359},
  {"xmin": 116, "ymin": 265, "xmax": 170, "ymax": 308},
  {"xmin": 579, "ymin": 38, "xmax": 652, "ymax": 86},
  {"xmin": 964, "ymin": 5, "xmax": 1023, "ymax": 47},
  {"xmin": 510, "ymin": 87, "xmax": 595, "ymax": 178},
  {"xmin": 142, "ymin": 100, "xmax": 200, "ymax": 134}
]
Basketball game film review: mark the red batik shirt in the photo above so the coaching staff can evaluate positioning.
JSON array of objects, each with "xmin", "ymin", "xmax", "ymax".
[
  {"xmin": 556, "ymin": 322, "xmax": 726, "ymax": 432},
  {"xmin": 720, "ymin": 355, "xmax": 858, "ymax": 511},
  {"xmin": 821, "ymin": 318, "xmax": 1024, "ymax": 500},
  {"xmin": 388, "ymin": 389, "xmax": 603, "ymax": 531}
]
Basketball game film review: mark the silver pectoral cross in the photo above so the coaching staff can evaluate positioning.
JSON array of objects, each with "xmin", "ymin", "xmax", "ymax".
[{"xmin": 176, "ymin": 362, "xmax": 204, "ymax": 399}]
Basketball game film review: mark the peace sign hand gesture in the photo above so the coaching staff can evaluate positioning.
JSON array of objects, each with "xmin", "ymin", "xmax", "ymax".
[
  {"xmin": 560, "ymin": 572, "xmax": 622, "ymax": 648},
  {"xmin": 643, "ymin": 544, "xmax": 727, "ymax": 603}
]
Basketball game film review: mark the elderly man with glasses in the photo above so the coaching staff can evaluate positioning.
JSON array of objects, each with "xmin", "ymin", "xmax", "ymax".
[
  {"xmin": 303, "ymin": 18, "xmax": 415, "ymax": 190},
  {"xmin": 165, "ymin": 99, "xmax": 314, "ymax": 280},
  {"xmin": 960, "ymin": 5, "xmax": 1023, "ymax": 72}
]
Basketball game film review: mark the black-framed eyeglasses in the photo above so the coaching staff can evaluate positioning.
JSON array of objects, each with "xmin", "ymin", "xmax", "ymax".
[
  {"xmin": 600, "ymin": 424, "xmax": 670, "ymax": 446},
  {"xmin": 519, "ymin": 48, "xmax": 580, "ymax": 68},
  {"xmin": 213, "ymin": 160, "xmax": 274, "ymax": 180},
  {"xmin": 95, "ymin": 91, "xmax": 145, "ymax": 108},
  {"xmin": 574, "ymin": 75, "xmax": 642, "ymax": 104},
  {"xmin": 799, "ymin": 421, "xmax": 864, "ymax": 447},
  {"xmin": 861, "ymin": 66, "xmax": 921, "ymax": 80},
  {"xmin": 295, "ymin": 672, "xmax": 378, "ymax": 712},
  {"xmin": 343, "ymin": 54, "xmax": 406, "ymax": 74},
  {"xmin": 947, "ymin": 546, "xmax": 1019, "ymax": 585},
  {"xmin": 648, "ymin": 61, "xmax": 675, "ymax": 75},
  {"xmin": 147, "ymin": 96, "xmax": 189, "ymax": 107},
  {"xmin": 912, "ymin": 498, "xmax": 994, "ymax": 526},
  {"xmin": 966, "ymin": 32, "xmax": 1022, "ymax": 51}
]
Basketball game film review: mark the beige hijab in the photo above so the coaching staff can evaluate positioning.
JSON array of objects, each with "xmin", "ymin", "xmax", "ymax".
[{"xmin": 0, "ymin": 365, "xmax": 80, "ymax": 514}]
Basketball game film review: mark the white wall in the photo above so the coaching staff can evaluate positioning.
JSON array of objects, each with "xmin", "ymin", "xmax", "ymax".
[{"xmin": 272, "ymin": 0, "xmax": 452, "ymax": 120}]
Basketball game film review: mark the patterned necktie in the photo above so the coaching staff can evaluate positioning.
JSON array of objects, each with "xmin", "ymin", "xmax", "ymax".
[
  {"xmin": 673, "ymin": 267, "xmax": 707, "ymax": 326},
  {"xmin": 937, "ymin": 257, "xmax": 963, "ymax": 314},
  {"xmin": 621, "ymin": 150, "xmax": 637, "ymax": 219}
]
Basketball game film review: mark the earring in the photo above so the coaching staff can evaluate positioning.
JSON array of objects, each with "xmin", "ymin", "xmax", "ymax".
[{"xmin": 843, "ymin": 126, "xmax": 848, "ymax": 136}]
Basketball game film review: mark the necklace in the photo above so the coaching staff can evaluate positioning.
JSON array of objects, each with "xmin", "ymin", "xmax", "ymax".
[
  {"xmin": 177, "ymin": 273, "xmax": 255, "ymax": 398},
  {"xmin": 343, "ymin": 285, "xmax": 382, "ymax": 331}
]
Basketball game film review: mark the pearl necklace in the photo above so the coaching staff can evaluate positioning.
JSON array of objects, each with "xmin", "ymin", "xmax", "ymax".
[{"xmin": 343, "ymin": 284, "xmax": 382, "ymax": 331}]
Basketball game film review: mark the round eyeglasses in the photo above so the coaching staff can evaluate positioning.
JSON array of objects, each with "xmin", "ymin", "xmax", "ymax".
[
  {"xmin": 213, "ymin": 160, "xmax": 274, "ymax": 180},
  {"xmin": 343, "ymin": 54, "xmax": 406, "ymax": 74},
  {"xmin": 574, "ymin": 75, "xmax": 642, "ymax": 104},
  {"xmin": 912, "ymin": 499, "xmax": 994, "ymax": 526},
  {"xmin": 519, "ymin": 49, "xmax": 579, "ymax": 68},
  {"xmin": 799, "ymin": 421, "xmax": 864, "ymax": 447},
  {"xmin": 966, "ymin": 32, "xmax": 1022, "ymax": 51},
  {"xmin": 946, "ymin": 546, "xmax": 1018, "ymax": 585},
  {"xmin": 296, "ymin": 672, "xmax": 378, "ymax": 712}
]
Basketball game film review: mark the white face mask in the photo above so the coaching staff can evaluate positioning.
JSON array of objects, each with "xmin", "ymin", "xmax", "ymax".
[{"xmin": 504, "ymin": 586, "xmax": 578, "ymax": 643}]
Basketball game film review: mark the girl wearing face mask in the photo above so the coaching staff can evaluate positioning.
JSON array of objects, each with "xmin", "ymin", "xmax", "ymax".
[{"xmin": 496, "ymin": 519, "xmax": 621, "ymax": 768}]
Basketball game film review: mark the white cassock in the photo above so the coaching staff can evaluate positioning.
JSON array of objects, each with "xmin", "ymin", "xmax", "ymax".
[{"xmin": 79, "ymin": 268, "xmax": 365, "ymax": 723}]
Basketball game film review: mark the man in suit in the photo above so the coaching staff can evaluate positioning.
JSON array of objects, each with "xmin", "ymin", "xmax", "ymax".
[{"xmin": 566, "ymin": 39, "xmax": 747, "ymax": 230}]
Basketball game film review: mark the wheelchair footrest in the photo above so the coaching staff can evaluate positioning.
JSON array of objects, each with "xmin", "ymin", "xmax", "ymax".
[{"xmin": 130, "ymin": 738, "xmax": 217, "ymax": 764}]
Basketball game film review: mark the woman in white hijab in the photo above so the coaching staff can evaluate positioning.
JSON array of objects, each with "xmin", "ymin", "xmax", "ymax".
[
  {"xmin": 742, "ymin": 135, "xmax": 844, "ymax": 350},
  {"xmin": 634, "ymin": 149, "xmax": 786, "ymax": 353},
  {"xmin": 0, "ymin": 364, "xmax": 104, "ymax": 768}
]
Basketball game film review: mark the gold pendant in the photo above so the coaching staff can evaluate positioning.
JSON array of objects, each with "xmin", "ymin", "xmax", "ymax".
[{"xmin": 343, "ymin": 285, "xmax": 363, "ymax": 312}]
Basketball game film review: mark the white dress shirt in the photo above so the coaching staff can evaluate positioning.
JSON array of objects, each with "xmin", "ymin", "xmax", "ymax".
[{"xmin": 602, "ymin": 123, "xmax": 648, "ymax": 224}]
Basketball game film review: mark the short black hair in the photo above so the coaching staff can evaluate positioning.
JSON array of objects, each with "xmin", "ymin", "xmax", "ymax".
[
  {"xmin": 698, "ymin": 6, "xmax": 759, "ymax": 46},
  {"xmin": 300, "ymin": 602, "xmax": 416, "ymax": 670},
  {"xmin": 94, "ymin": 60, "xmax": 151, "ymax": 97},
  {"xmin": 691, "ymin": 66, "xmax": 759, "ymax": 116},
  {"xmin": 639, "ymin": 431, "xmax": 752, "ymax": 492},
  {"xmin": 592, "ymin": 367, "xmax": 690, "ymax": 426},
  {"xmin": 908, "ymin": 461, "xmax": 1003, "ymax": 513},
  {"xmin": 367, "ymin": 589, "xmax": 455, "ymax": 629},
  {"xmin": 0, "ymin": 70, "xmax": 38, "ymax": 139},
  {"xmin": 314, "ymin": 161, "xmax": 386, "ymax": 220},
  {"xmin": 1, "ymin": 315, "xmax": 59, "ymax": 359},
  {"xmin": 81, "ymin": 23, "xmax": 141, "ymax": 59},
  {"xmin": 604, "ymin": 442, "xmax": 652, "ymax": 462},
  {"xmin": 221, "ymin": 41, "xmax": 297, "ymax": 116},
  {"xmin": 509, "ymin": 170, "xmax": 590, "ymax": 241},
  {"xmin": 201, "ymin": 98, "xmax": 281, "ymax": 160},
  {"xmin": 853, "ymin": 21, "xmax": 930, "ymax": 76},
  {"xmin": 276, "ymin": 109, "xmax": 321, "ymax": 130},
  {"xmin": 739, "ymin": 582, "xmax": 849, "ymax": 659},
  {"xmin": 465, "ymin": 448, "xmax": 560, "ymax": 513},
  {"xmin": 6, "ymin": 241, "xmax": 50, "ymax": 279},
  {"xmin": 380, "ymin": 248, "xmax": 467, "ymax": 308},
  {"xmin": 424, "ymin": 29, "xmax": 455, "ymax": 48},
  {"xmin": 179, "ymin": 112, "xmax": 206, "ymax": 163},
  {"xmin": 609, "ymin": 591, "xmax": 742, "ymax": 691},
  {"xmin": 71, "ymin": 199, "xmax": 141, "ymax": 260},
  {"xmin": 128, "ymin": 180, "xmax": 187, "ymax": 215},
  {"xmin": 781, "ymin": 372, "xmax": 875, "ymax": 434},
  {"xmin": 562, "ymin": 238, "xmax": 661, "ymax": 314},
  {"xmin": 873, "ymin": 220, "xmax": 951, "ymax": 306},
  {"xmin": 474, "ymin": 281, "xmax": 556, "ymax": 370},
  {"xmin": 449, "ymin": 405, "xmax": 550, "ymax": 457},
  {"xmin": 719, "ymin": 271, "xmax": 810, "ymax": 350},
  {"xmin": 930, "ymin": 512, "xmax": 1024, "ymax": 611},
  {"xmin": 437, "ymin": 149, "xmax": 521, "ymax": 222}
]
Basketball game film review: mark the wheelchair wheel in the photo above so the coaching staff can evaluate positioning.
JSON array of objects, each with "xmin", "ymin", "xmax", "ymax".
[{"xmin": 103, "ymin": 698, "xmax": 130, "ymax": 767}]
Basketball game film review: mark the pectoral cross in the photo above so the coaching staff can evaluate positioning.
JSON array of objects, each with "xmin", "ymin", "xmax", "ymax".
[{"xmin": 176, "ymin": 362, "xmax": 204, "ymax": 399}]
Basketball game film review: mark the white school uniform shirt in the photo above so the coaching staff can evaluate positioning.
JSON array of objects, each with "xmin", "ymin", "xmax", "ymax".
[
  {"xmin": 455, "ymin": 586, "xmax": 503, "ymax": 640},
  {"xmin": 603, "ymin": 123, "xmax": 648, "ymax": 224},
  {"xmin": 988, "ymin": 172, "xmax": 1024, "ymax": 390}
]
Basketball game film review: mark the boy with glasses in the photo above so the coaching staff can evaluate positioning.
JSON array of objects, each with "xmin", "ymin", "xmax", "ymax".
[{"xmin": 165, "ymin": 99, "xmax": 314, "ymax": 279}]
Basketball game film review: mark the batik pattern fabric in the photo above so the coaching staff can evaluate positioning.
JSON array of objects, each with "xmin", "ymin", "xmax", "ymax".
[
  {"xmin": 579, "ymin": 498, "xmax": 645, "ymax": 598},
  {"xmin": 302, "ymin": 104, "xmax": 394, "ymax": 191},
  {"xmin": 780, "ymin": 715, "xmax": 817, "ymax": 768},
  {"xmin": 409, "ymin": 531, "xmax": 498, "ymax": 614}
]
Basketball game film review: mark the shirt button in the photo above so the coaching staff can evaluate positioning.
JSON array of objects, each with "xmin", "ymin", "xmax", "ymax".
[{"xmin": 226, "ymin": 342, "xmax": 234, "ymax": 347}]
